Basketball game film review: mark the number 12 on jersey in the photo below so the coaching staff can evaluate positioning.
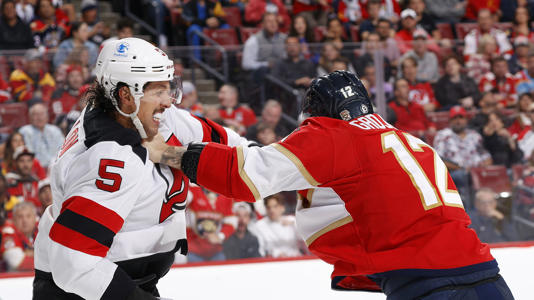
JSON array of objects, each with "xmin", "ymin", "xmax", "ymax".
[{"xmin": 381, "ymin": 132, "xmax": 464, "ymax": 210}]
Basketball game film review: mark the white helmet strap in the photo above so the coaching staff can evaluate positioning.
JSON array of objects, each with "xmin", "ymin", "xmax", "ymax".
[{"xmin": 111, "ymin": 85, "xmax": 148, "ymax": 139}]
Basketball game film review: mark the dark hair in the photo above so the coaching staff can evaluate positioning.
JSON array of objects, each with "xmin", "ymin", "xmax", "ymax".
[
  {"xmin": 70, "ymin": 21, "xmax": 85, "ymax": 36},
  {"xmin": 1, "ymin": 0, "xmax": 15, "ymax": 13},
  {"xmin": 377, "ymin": 18, "xmax": 392, "ymax": 27},
  {"xmin": 0, "ymin": 174, "xmax": 6, "ymax": 227},
  {"xmin": 117, "ymin": 18, "xmax": 134, "ymax": 31},
  {"xmin": 289, "ymin": 15, "xmax": 315, "ymax": 43},
  {"xmin": 327, "ymin": 17, "xmax": 342, "ymax": 29},
  {"xmin": 402, "ymin": 56, "xmax": 418, "ymax": 70},
  {"xmin": 442, "ymin": 55, "xmax": 462, "ymax": 68},
  {"xmin": 394, "ymin": 77, "xmax": 409, "ymax": 90},
  {"xmin": 513, "ymin": 6, "xmax": 532, "ymax": 26},
  {"xmin": 35, "ymin": 0, "xmax": 53, "ymax": 17},
  {"xmin": 3, "ymin": 131, "xmax": 24, "ymax": 172},
  {"xmin": 490, "ymin": 55, "xmax": 507, "ymax": 69},
  {"xmin": 264, "ymin": 193, "xmax": 285, "ymax": 207},
  {"xmin": 84, "ymin": 82, "xmax": 120, "ymax": 115}
]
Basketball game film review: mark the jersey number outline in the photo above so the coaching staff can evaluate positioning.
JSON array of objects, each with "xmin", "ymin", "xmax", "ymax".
[
  {"xmin": 381, "ymin": 132, "xmax": 464, "ymax": 210},
  {"xmin": 95, "ymin": 159, "xmax": 124, "ymax": 192}
]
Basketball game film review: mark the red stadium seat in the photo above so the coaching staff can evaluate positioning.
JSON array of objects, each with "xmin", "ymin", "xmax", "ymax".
[
  {"xmin": 349, "ymin": 26, "xmax": 360, "ymax": 42},
  {"xmin": 223, "ymin": 7, "xmax": 242, "ymax": 27},
  {"xmin": 0, "ymin": 102, "xmax": 28, "ymax": 129},
  {"xmin": 426, "ymin": 111, "xmax": 450, "ymax": 130},
  {"xmin": 470, "ymin": 165, "xmax": 512, "ymax": 195},
  {"xmin": 239, "ymin": 27, "xmax": 261, "ymax": 43},
  {"xmin": 437, "ymin": 23, "xmax": 454, "ymax": 39},
  {"xmin": 202, "ymin": 28, "xmax": 239, "ymax": 47}
]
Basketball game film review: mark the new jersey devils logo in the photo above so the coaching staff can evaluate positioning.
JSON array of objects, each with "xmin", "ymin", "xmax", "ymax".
[{"xmin": 155, "ymin": 164, "xmax": 188, "ymax": 223}]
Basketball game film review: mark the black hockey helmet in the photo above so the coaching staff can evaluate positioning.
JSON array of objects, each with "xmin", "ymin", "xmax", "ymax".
[{"xmin": 302, "ymin": 70, "xmax": 373, "ymax": 121}]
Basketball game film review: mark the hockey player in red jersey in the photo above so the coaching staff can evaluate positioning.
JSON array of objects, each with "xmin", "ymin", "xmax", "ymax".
[
  {"xmin": 33, "ymin": 38, "xmax": 252, "ymax": 300},
  {"xmin": 145, "ymin": 71, "xmax": 514, "ymax": 299}
]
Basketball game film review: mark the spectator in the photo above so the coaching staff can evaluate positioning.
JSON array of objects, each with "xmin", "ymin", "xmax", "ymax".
[
  {"xmin": 469, "ymin": 91, "xmax": 502, "ymax": 133},
  {"xmin": 183, "ymin": 0, "xmax": 228, "ymax": 60},
  {"xmin": 465, "ymin": 0, "xmax": 502, "ymax": 21},
  {"xmin": 37, "ymin": 177, "xmax": 51, "ymax": 215},
  {"xmin": 353, "ymin": 33, "xmax": 389, "ymax": 79},
  {"xmin": 361, "ymin": 63, "xmax": 393, "ymax": 102},
  {"xmin": 516, "ymin": 53, "xmax": 534, "ymax": 95},
  {"xmin": 508, "ymin": 36, "xmax": 529, "ymax": 74},
  {"xmin": 222, "ymin": 202, "xmax": 261, "ymax": 260},
  {"xmin": 359, "ymin": 0, "xmax": 381, "ymax": 40},
  {"xmin": 49, "ymin": 64, "xmax": 85, "ymax": 122},
  {"xmin": 242, "ymin": 12, "xmax": 287, "ymax": 81},
  {"xmin": 511, "ymin": 6, "xmax": 534, "ymax": 43},
  {"xmin": 398, "ymin": 29, "xmax": 439, "ymax": 83},
  {"xmin": 321, "ymin": 17, "xmax": 348, "ymax": 51},
  {"xmin": 464, "ymin": 9, "xmax": 513, "ymax": 61},
  {"xmin": 5, "ymin": 147, "xmax": 40, "ymax": 209},
  {"xmin": 186, "ymin": 186, "xmax": 236, "ymax": 262},
  {"xmin": 407, "ymin": 0, "xmax": 439, "ymax": 41},
  {"xmin": 479, "ymin": 56, "xmax": 518, "ymax": 107},
  {"xmin": 424, "ymin": 0, "xmax": 466, "ymax": 24},
  {"xmin": 0, "ymin": 202, "xmax": 37, "ymax": 271},
  {"xmin": 250, "ymin": 194, "xmax": 304, "ymax": 257},
  {"xmin": 178, "ymin": 81, "xmax": 203, "ymax": 116},
  {"xmin": 2, "ymin": 132, "xmax": 46, "ymax": 180},
  {"xmin": 245, "ymin": 0, "xmax": 290, "ymax": 33},
  {"xmin": 19, "ymin": 103, "xmax": 64, "ymax": 168},
  {"xmin": 395, "ymin": 8, "xmax": 437, "ymax": 55},
  {"xmin": 433, "ymin": 106, "xmax": 493, "ymax": 208},
  {"xmin": 30, "ymin": 0, "xmax": 70, "ymax": 50},
  {"xmin": 482, "ymin": 112, "xmax": 523, "ymax": 167},
  {"xmin": 401, "ymin": 57, "xmax": 439, "ymax": 112},
  {"xmin": 517, "ymin": 103, "xmax": 534, "ymax": 159},
  {"xmin": 272, "ymin": 36, "xmax": 316, "ymax": 91},
  {"xmin": 53, "ymin": 21, "xmax": 98, "ymax": 69},
  {"xmin": 0, "ymin": 174, "xmax": 19, "ymax": 220},
  {"xmin": 292, "ymin": 0, "xmax": 329, "ymax": 28},
  {"xmin": 246, "ymin": 99, "xmax": 295, "ymax": 141},
  {"xmin": 9, "ymin": 49, "xmax": 56, "ymax": 102},
  {"xmin": 15, "ymin": 0, "xmax": 34, "ymax": 24},
  {"xmin": 80, "ymin": 0, "xmax": 105, "ymax": 45},
  {"xmin": 0, "ymin": 0, "xmax": 34, "ymax": 50},
  {"xmin": 255, "ymin": 121, "xmax": 279, "ymax": 144},
  {"xmin": 288, "ymin": 15, "xmax": 316, "ymax": 61},
  {"xmin": 434, "ymin": 55, "xmax": 481, "ymax": 110},
  {"xmin": 508, "ymin": 93, "xmax": 533, "ymax": 140},
  {"xmin": 0, "ymin": 73, "xmax": 11, "ymax": 103},
  {"xmin": 218, "ymin": 83, "xmax": 257, "ymax": 135},
  {"xmin": 101, "ymin": 18, "xmax": 134, "ymax": 48},
  {"xmin": 465, "ymin": 34, "xmax": 498, "ymax": 84},
  {"xmin": 360, "ymin": 0, "xmax": 400, "ymax": 22},
  {"xmin": 317, "ymin": 42, "xmax": 355, "ymax": 77},
  {"xmin": 337, "ymin": 0, "xmax": 363, "ymax": 24},
  {"xmin": 469, "ymin": 188, "xmax": 519, "ymax": 243},
  {"xmin": 375, "ymin": 18, "xmax": 401, "ymax": 65},
  {"xmin": 388, "ymin": 78, "xmax": 436, "ymax": 139}
]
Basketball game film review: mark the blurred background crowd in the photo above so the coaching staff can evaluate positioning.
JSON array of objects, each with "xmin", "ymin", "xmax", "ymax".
[{"xmin": 0, "ymin": 0, "xmax": 534, "ymax": 274}]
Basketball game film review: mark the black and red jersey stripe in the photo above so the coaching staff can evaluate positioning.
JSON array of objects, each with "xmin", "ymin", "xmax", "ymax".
[{"xmin": 49, "ymin": 196, "xmax": 124, "ymax": 257}]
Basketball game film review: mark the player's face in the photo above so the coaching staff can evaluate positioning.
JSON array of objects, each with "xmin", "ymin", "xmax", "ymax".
[
  {"xmin": 139, "ymin": 81, "xmax": 173, "ymax": 138},
  {"xmin": 14, "ymin": 207, "xmax": 36, "ymax": 236}
]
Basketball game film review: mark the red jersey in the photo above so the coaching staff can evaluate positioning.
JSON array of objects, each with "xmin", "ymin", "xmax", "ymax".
[
  {"xmin": 8, "ymin": 69, "xmax": 56, "ymax": 102},
  {"xmin": 194, "ymin": 114, "xmax": 494, "ymax": 291},
  {"xmin": 0, "ymin": 221, "xmax": 36, "ymax": 271},
  {"xmin": 388, "ymin": 100, "xmax": 435, "ymax": 133},
  {"xmin": 408, "ymin": 81, "xmax": 439, "ymax": 108},
  {"xmin": 478, "ymin": 72, "xmax": 517, "ymax": 107},
  {"xmin": 218, "ymin": 105, "xmax": 258, "ymax": 127},
  {"xmin": 186, "ymin": 185, "xmax": 236, "ymax": 258},
  {"xmin": 7, "ymin": 179, "xmax": 41, "ymax": 209},
  {"xmin": 464, "ymin": 0, "xmax": 501, "ymax": 20},
  {"xmin": 0, "ymin": 75, "xmax": 10, "ymax": 102},
  {"xmin": 50, "ymin": 90, "xmax": 79, "ymax": 121}
]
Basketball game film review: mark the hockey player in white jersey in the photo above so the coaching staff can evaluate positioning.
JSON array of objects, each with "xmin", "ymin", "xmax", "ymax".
[{"xmin": 33, "ymin": 38, "xmax": 251, "ymax": 300}]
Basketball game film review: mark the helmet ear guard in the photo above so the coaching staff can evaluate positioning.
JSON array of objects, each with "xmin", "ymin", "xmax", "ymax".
[{"xmin": 302, "ymin": 70, "xmax": 373, "ymax": 121}]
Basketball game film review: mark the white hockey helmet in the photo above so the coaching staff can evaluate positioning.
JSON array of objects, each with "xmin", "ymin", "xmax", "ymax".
[{"xmin": 94, "ymin": 37, "xmax": 182, "ymax": 138}]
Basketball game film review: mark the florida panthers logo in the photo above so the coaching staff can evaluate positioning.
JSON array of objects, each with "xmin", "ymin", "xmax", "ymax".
[{"xmin": 155, "ymin": 164, "xmax": 188, "ymax": 223}]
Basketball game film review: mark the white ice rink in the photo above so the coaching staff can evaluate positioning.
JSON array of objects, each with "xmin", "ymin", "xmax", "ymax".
[{"xmin": 0, "ymin": 245, "xmax": 532, "ymax": 300}]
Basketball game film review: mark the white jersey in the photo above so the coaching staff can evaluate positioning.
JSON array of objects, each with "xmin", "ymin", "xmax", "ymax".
[{"xmin": 34, "ymin": 105, "xmax": 250, "ymax": 300}]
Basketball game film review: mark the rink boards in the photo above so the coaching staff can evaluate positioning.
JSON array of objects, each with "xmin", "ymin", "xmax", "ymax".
[{"xmin": 0, "ymin": 244, "xmax": 533, "ymax": 300}]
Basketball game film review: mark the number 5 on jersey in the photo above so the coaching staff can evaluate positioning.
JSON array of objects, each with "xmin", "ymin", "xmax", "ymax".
[
  {"xmin": 96, "ymin": 159, "xmax": 124, "ymax": 192},
  {"xmin": 382, "ymin": 132, "xmax": 463, "ymax": 210}
]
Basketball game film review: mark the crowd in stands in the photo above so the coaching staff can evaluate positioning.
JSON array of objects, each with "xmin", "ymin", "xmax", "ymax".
[{"xmin": 1, "ymin": 0, "xmax": 534, "ymax": 272}]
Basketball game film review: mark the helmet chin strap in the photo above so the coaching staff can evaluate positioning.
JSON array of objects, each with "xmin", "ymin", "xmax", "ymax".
[{"xmin": 111, "ymin": 86, "xmax": 148, "ymax": 139}]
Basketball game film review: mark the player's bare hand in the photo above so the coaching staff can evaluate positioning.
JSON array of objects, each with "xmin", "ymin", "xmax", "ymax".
[{"xmin": 143, "ymin": 134, "xmax": 169, "ymax": 164}]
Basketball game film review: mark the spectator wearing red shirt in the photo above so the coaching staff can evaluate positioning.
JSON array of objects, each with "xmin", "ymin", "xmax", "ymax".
[
  {"xmin": 0, "ymin": 202, "xmax": 38, "ymax": 271},
  {"xmin": 245, "ymin": 0, "xmax": 291, "ymax": 33},
  {"xmin": 49, "ymin": 65, "xmax": 84, "ymax": 122},
  {"xmin": 401, "ymin": 57, "xmax": 439, "ymax": 112},
  {"xmin": 0, "ymin": 74, "xmax": 11, "ymax": 102},
  {"xmin": 389, "ymin": 78, "xmax": 436, "ymax": 139},
  {"xmin": 2, "ymin": 132, "xmax": 47, "ymax": 181},
  {"xmin": 395, "ymin": 9, "xmax": 439, "ymax": 54},
  {"xmin": 508, "ymin": 93, "xmax": 533, "ymax": 140},
  {"xmin": 464, "ymin": 0, "xmax": 501, "ymax": 21},
  {"xmin": 5, "ymin": 147, "xmax": 41, "ymax": 210},
  {"xmin": 360, "ymin": 0, "xmax": 400, "ymax": 21},
  {"xmin": 186, "ymin": 185, "xmax": 236, "ymax": 262},
  {"xmin": 217, "ymin": 83, "xmax": 257, "ymax": 135},
  {"xmin": 479, "ymin": 56, "xmax": 518, "ymax": 107},
  {"xmin": 463, "ymin": 9, "xmax": 513, "ymax": 61},
  {"xmin": 9, "ymin": 49, "xmax": 55, "ymax": 102},
  {"xmin": 511, "ymin": 6, "xmax": 534, "ymax": 43},
  {"xmin": 292, "ymin": 0, "xmax": 330, "ymax": 28}
]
